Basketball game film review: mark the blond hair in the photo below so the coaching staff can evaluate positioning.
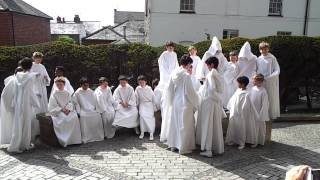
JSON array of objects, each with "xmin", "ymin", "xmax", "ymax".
[
  {"xmin": 32, "ymin": 52, "xmax": 44, "ymax": 58},
  {"xmin": 54, "ymin": 77, "xmax": 66, "ymax": 84},
  {"xmin": 188, "ymin": 46, "xmax": 197, "ymax": 52},
  {"xmin": 259, "ymin": 41, "xmax": 270, "ymax": 50},
  {"xmin": 254, "ymin": 73, "xmax": 265, "ymax": 82}
]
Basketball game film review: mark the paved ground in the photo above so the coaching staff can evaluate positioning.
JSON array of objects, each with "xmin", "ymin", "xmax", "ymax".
[{"xmin": 0, "ymin": 122, "xmax": 320, "ymax": 180}]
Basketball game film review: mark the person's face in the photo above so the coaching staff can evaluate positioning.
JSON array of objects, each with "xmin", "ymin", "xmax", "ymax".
[
  {"xmin": 100, "ymin": 81, "xmax": 108, "ymax": 89},
  {"xmin": 189, "ymin": 49, "xmax": 197, "ymax": 56},
  {"xmin": 120, "ymin": 80, "xmax": 127, "ymax": 87},
  {"xmin": 166, "ymin": 46, "xmax": 174, "ymax": 52},
  {"xmin": 33, "ymin": 57, "xmax": 42, "ymax": 64},
  {"xmin": 81, "ymin": 83, "xmax": 89, "ymax": 90},
  {"xmin": 206, "ymin": 63, "xmax": 214, "ymax": 71},
  {"xmin": 229, "ymin": 56, "xmax": 238, "ymax": 63},
  {"xmin": 253, "ymin": 78, "xmax": 262, "ymax": 87},
  {"xmin": 56, "ymin": 81, "xmax": 65, "ymax": 91},
  {"xmin": 260, "ymin": 47, "xmax": 269, "ymax": 56},
  {"xmin": 138, "ymin": 80, "xmax": 147, "ymax": 87},
  {"xmin": 187, "ymin": 65, "xmax": 193, "ymax": 75},
  {"xmin": 238, "ymin": 82, "xmax": 245, "ymax": 89},
  {"xmin": 55, "ymin": 69, "xmax": 64, "ymax": 77}
]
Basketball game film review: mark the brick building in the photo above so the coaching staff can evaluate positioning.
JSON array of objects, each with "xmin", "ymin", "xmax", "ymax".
[{"xmin": 0, "ymin": 0, "xmax": 52, "ymax": 46}]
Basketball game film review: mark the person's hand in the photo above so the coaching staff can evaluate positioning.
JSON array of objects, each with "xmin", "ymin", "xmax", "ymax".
[
  {"xmin": 62, "ymin": 108, "xmax": 70, "ymax": 115},
  {"xmin": 285, "ymin": 165, "xmax": 310, "ymax": 180}
]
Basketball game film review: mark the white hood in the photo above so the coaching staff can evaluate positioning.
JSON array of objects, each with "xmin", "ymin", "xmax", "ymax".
[
  {"xmin": 238, "ymin": 41, "xmax": 256, "ymax": 61},
  {"xmin": 208, "ymin": 36, "xmax": 222, "ymax": 56},
  {"xmin": 172, "ymin": 67, "xmax": 187, "ymax": 84}
]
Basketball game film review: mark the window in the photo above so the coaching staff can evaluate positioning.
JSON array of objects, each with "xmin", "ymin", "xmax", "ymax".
[
  {"xmin": 180, "ymin": 0, "xmax": 195, "ymax": 13},
  {"xmin": 223, "ymin": 29, "xmax": 239, "ymax": 39},
  {"xmin": 269, "ymin": 0, "xmax": 282, "ymax": 16},
  {"xmin": 277, "ymin": 31, "xmax": 292, "ymax": 36}
]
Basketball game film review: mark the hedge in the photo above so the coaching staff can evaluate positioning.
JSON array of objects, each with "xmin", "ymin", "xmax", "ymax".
[{"xmin": 0, "ymin": 36, "xmax": 320, "ymax": 110}]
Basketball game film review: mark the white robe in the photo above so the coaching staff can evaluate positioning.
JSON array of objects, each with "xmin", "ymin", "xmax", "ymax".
[
  {"xmin": 73, "ymin": 88, "xmax": 104, "ymax": 143},
  {"xmin": 0, "ymin": 72, "xmax": 39, "ymax": 153},
  {"xmin": 153, "ymin": 86, "xmax": 162, "ymax": 112},
  {"xmin": 190, "ymin": 55, "xmax": 202, "ymax": 91},
  {"xmin": 50, "ymin": 77, "xmax": 74, "ymax": 97},
  {"xmin": 166, "ymin": 67, "xmax": 199, "ymax": 154},
  {"xmin": 249, "ymin": 86, "xmax": 270, "ymax": 145},
  {"xmin": 113, "ymin": 84, "xmax": 139, "ymax": 128},
  {"xmin": 257, "ymin": 53, "xmax": 280, "ymax": 119},
  {"xmin": 226, "ymin": 89, "xmax": 258, "ymax": 146},
  {"xmin": 48, "ymin": 90, "xmax": 82, "ymax": 147},
  {"xmin": 135, "ymin": 85, "xmax": 156, "ymax": 134},
  {"xmin": 223, "ymin": 62, "xmax": 239, "ymax": 107},
  {"xmin": 94, "ymin": 86, "xmax": 116, "ymax": 139},
  {"xmin": 236, "ymin": 42, "xmax": 257, "ymax": 89},
  {"xmin": 196, "ymin": 68, "xmax": 225, "ymax": 154}
]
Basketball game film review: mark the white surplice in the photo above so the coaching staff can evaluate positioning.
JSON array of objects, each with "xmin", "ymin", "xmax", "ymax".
[
  {"xmin": 226, "ymin": 89, "xmax": 258, "ymax": 146},
  {"xmin": 50, "ymin": 76, "xmax": 74, "ymax": 97},
  {"xmin": 94, "ymin": 86, "xmax": 116, "ymax": 139},
  {"xmin": 113, "ymin": 84, "xmax": 139, "ymax": 128},
  {"xmin": 236, "ymin": 42, "xmax": 257, "ymax": 89},
  {"xmin": 135, "ymin": 85, "xmax": 156, "ymax": 134},
  {"xmin": 0, "ymin": 72, "xmax": 39, "ymax": 153},
  {"xmin": 48, "ymin": 90, "xmax": 82, "ymax": 147},
  {"xmin": 196, "ymin": 68, "xmax": 225, "ymax": 154},
  {"xmin": 158, "ymin": 50, "xmax": 179, "ymax": 90},
  {"xmin": 73, "ymin": 88, "xmax": 104, "ymax": 143},
  {"xmin": 257, "ymin": 53, "xmax": 280, "ymax": 119},
  {"xmin": 166, "ymin": 67, "xmax": 200, "ymax": 154},
  {"xmin": 153, "ymin": 86, "xmax": 162, "ymax": 112},
  {"xmin": 223, "ymin": 62, "xmax": 239, "ymax": 107},
  {"xmin": 190, "ymin": 55, "xmax": 202, "ymax": 91},
  {"xmin": 249, "ymin": 86, "xmax": 270, "ymax": 145}
]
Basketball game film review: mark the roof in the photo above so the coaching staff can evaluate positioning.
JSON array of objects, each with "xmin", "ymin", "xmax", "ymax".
[
  {"xmin": 114, "ymin": 10, "xmax": 144, "ymax": 24},
  {"xmin": 0, "ymin": 0, "xmax": 52, "ymax": 19}
]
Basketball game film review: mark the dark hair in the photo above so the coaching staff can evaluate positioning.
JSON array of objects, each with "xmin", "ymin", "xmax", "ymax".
[
  {"xmin": 14, "ymin": 66, "xmax": 23, "ymax": 74},
  {"xmin": 152, "ymin": 78, "xmax": 159, "ymax": 88},
  {"xmin": 20, "ymin": 57, "xmax": 33, "ymax": 70},
  {"xmin": 55, "ymin": 77, "xmax": 66, "ymax": 84},
  {"xmin": 79, "ymin": 77, "xmax": 89, "ymax": 85},
  {"xmin": 205, "ymin": 56, "xmax": 219, "ymax": 69},
  {"xmin": 55, "ymin": 66, "xmax": 65, "ymax": 74},
  {"xmin": 237, "ymin": 76, "xmax": 250, "ymax": 87},
  {"xmin": 165, "ymin": 41, "xmax": 175, "ymax": 47},
  {"xmin": 229, "ymin": 50, "xmax": 238, "ymax": 56},
  {"xmin": 180, "ymin": 54, "xmax": 193, "ymax": 66},
  {"xmin": 99, "ymin": 77, "xmax": 108, "ymax": 84},
  {"xmin": 137, "ymin": 75, "xmax": 147, "ymax": 81}
]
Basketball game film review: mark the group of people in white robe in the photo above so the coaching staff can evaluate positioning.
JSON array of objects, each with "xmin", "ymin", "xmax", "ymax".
[
  {"xmin": 157, "ymin": 40, "xmax": 280, "ymax": 157},
  {"xmin": 0, "ymin": 38, "xmax": 280, "ymax": 156}
]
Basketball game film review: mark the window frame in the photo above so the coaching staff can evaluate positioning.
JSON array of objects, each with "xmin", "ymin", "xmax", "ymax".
[
  {"xmin": 268, "ymin": 0, "xmax": 283, "ymax": 17},
  {"xmin": 223, "ymin": 29, "xmax": 239, "ymax": 39},
  {"xmin": 180, "ymin": 0, "xmax": 195, "ymax": 13}
]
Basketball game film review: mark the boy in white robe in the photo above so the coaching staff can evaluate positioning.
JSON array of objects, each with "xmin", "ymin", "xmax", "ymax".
[
  {"xmin": 50, "ymin": 66, "xmax": 74, "ymax": 97},
  {"xmin": 226, "ymin": 76, "xmax": 258, "ymax": 150},
  {"xmin": 73, "ymin": 77, "xmax": 104, "ymax": 143},
  {"xmin": 152, "ymin": 79, "xmax": 162, "ymax": 112},
  {"xmin": 188, "ymin": 46, "xmax": 201, "ymax": 91},
  {"xmin": 166, "ymin": 55, "xmax": 200, "ymax": 154},
  {"xmin": 135, "ymin": 75, "xmax": 156, "ymax": 140},
  {"xmin": 113, "ymin": 75, "xmax": 139, "ymax": 134},
  {"xmin": 48, "ymin": 77, "xmax": 82, "ymax": 147},
  {"xmin": 235, "ymin": 42, "xmax": 257, "ymax": 89},
  {"xmin": 30, "ymin": 52, "xmax": 51, "ymax": 138},
  {"xmin": 94, "ymin": 77, "xmax": 116, "ymax": 139},
  {"xmin": 249, "ymin": 74, "xmax": 270, "ymax": 146},
  {"xmin": 0, "ymin": 58, "xmax": 40, "ymax": 153},
  {"xmin": 196, "ymin": 56, "xmax": 225, "ymax": 157},
  {"xmin": 223, "ymin": 51, "xmax": 239, "ymax": 107},
  {"xmin": 257, "ymin": 42, "xmax": 281, "ymax": 119}
]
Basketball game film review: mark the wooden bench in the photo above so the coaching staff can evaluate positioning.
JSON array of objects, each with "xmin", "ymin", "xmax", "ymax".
[{"xmin": 36, "ymin": 113, "xmax": 61, "ymax": 147}]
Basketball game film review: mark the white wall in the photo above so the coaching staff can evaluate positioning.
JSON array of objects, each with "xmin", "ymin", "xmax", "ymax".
[{"xmin": 146, "ymin": 0, "xmax": 320, "ymax": 46}]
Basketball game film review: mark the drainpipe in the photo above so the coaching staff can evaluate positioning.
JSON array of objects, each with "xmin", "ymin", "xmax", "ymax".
[
  {"xmin": 10, "ymin": 12, "xmax": 16, "ymax": 46},
  {"xmin": 303, "ymin": 0, "xmax": 310, "ymax": 36}
]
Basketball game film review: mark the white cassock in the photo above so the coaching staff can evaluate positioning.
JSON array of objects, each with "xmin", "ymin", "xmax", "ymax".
[
  {"xmin": 257, "ymin": 53, "xmax": 280, "ymax": 119},
  {"xmin": 196, "ymin": 68, "xmax": 226, "ymax": 154},
  {"xmin": 166, "ymin": 67, "xmax": 200, "ymax": 154},
  {"xmin": 73, "ymin": 88, "xmax": 104, "ymax": 143},
  {"xmin": 153, "ymin": 86, "xmax": 162, "ymax": 112},
  {"xmin": 236, "ymin": 42, "xmax": 257, "ymax": 89},
  {"xmin": 226, "ymin": 89, "xmax": 258, "ymax": 146},
  {"xmin": 50, "ymin": 76, "xmax": 74, "ymax": 97},
  {"xmin": 196, "ymin": 36, "xmax": 230, "ymax": 80},
  {"xmin": 48, "ymin": 90, "xmax": 82, "ymax": 147},
  {"xmin": 249, "ymin": 86, "xmax": 269, "ymax": 145},
  {"xmin": 135, "ymin": 85, "xmax": 156, "ymax": 134},
  {"xmin": 113, "ymin": 84, "xmax": 139, "ymax": 128},
  {"xmin": 190, "ymin": 55, "xmax": 202, "ymax": 91},
  {"xmin": 0, "ymin": 72, "xmax": 39, "ymax": 153},
  {"xmin": 94, "ymin": 86, "xmax": 116, "ymax": 139},
  {"xmin": 157, "ymin": 50, "xmax": 179, "ymax": 90},
  {"xmin": 223, "ymin": 62, "xmax": 239, "ymax": 107}
]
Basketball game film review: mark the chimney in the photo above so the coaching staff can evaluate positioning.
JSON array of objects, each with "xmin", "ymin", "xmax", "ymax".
[
  {"xmin": 123, "ymin": 25, "xmax": 127, "ymax": 39},
  {"xmin": 74, "ymin": 15, "xmax": 81, "ymax": 23}
]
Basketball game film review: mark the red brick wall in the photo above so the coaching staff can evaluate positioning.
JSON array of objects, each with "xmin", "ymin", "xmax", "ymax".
[
  {"xmin": 0, "ymin": 12, "xmax": 14, "ymax": 46},
  {"xmin": 12, "ymin": 13, "xmax": 51, "ymax": 46}
]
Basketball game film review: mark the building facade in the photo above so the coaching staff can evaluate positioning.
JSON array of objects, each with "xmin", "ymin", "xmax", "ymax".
[{"xmin": 145, "ymin": 0, "xmax": 320, "ymax": 46}]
